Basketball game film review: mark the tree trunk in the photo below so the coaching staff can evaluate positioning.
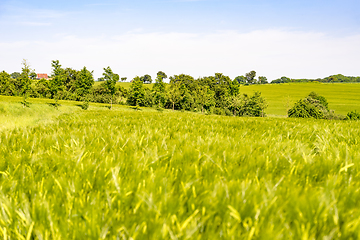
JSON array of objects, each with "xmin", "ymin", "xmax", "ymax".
[{"xmin": 172, "ymin": 102, "xmax": 174, "ymax": 111}]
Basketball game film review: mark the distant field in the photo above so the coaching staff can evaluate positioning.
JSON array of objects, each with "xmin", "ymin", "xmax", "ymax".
[{"xmin": 237, "ymin": 82, "xmax": 360, "ymax": 116}]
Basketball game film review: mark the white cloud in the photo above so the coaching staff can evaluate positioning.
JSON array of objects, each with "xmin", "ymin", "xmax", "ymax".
[
  {"xmin": 19, "ymin": 21, "xmax": 51, "ymax": 26},
  {"xmin": 1, "ymin": 29, "xmax": 360, "ymax": 80}
]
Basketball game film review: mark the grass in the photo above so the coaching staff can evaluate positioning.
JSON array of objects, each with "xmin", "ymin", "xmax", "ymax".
[
  {"xmin": 1, "ymin": 103, "xmax": 360, "ymax": 239},
  {"xmin": 240, "ymin": 82, "xmax": 360, "ymax": 116},
  {"xmin": 0, "ymin": 95, "xmax": 163, "ymax": 131}
]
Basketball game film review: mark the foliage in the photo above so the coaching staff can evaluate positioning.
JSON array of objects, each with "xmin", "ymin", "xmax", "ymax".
[
  {"xmin": 140, "ymin": 74, "xmax": 152, "ymax": 84},
  {"xmin": 245, "ymin": 70, "xmax": 256, "ymax": 84},
  {"xmin": 234, "ymin": 75, "xmax": 246, "ymax": 84},
  {"xmin": 127, "ymin": 76, "xmax": 147, "ymax": 107},
  {"xmin": 74, "ymin": 67, "xmax": 95, "ymax": 99},
  {"xmin": 10, "ymin": 72, "xmax": 20, "ymax": 79},
  {"xmin": 346, "ymin": 110, "xmax": 360, "ymax": 120},
  {"xmin": 30, "ymin": 71, "xmax": 37, "ymax": 80},
  {"xmin": 271, "ymin": 76, "xmax": 291, "ymax": 84},
  {"xmin": 0, "ymin": 71, "xmax": 16, "ymax": 96},
  {"xmin": 166, "ymin": 82, "xmax": 181, "ymax": 111},
  {"xmin": 18, "ymin": 59, "xmax": 32, "ymax": 97},
  {"xmin": 288, "ymin": 92, "xmax": 330, "ymax": 119},
  {"xmin": 102, "ymin": 66, "xmax": 119, "ymax": 109},
  {"xmin": 288, "ymin": 98, "xmax": 324, "ymax": 119},
  {"xmin": 80, "ymin": 99, "xmax": 89, "ymax": 110},
  {"xmin": 258, "ymin": 76, "xmax": 268, "ymax": 84},
  {"xmin": 308, "ymin": 91, "xmax": 329, "ymax": 110},
  {"xmin": 152, "ymin": 71, "xmax": 167, "ymax": 107},
  {"xmin": 239, "ymin": 91, "xmax": 268, "ymax": 117},
  {"xmin": 50, "ymin": 60, "xmax": 65, "ymax": 99}
]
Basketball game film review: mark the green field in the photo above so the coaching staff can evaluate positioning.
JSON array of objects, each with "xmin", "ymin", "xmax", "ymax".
[
  {"xmin": 239, "ymin": 82, "xmax": 360, "ymax": 116},
  {"xmin": 1, "ymin": 84, "xmax": 360, "ymax": 239}
]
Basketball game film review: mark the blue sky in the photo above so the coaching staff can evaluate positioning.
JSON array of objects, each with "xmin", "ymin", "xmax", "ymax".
[{"xmin": 1, "ymin": 0, "xmax": 360, "ymax": 80}]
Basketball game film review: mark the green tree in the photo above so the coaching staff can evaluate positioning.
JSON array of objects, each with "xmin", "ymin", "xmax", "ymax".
[
  {"xmin": 346, "ymin": 110, "xmax": 360, "ymax": 120},
  {"xmin": 167, "ymin": 82, "xmax": 181, "ymax": 111},
  {"xmin": 245, "ymin": 71, "xmax": 256, "ymax": 84},
  {"xmin": 63, "ymin": 68, "xmax": 78, "ymax": 93},
  {"xmin": 157, "ymin": 71, "xmax": 167, "ymax": 80},
  {"xmin": 234, "ymin": 75, "xmax": 246, "ymax": 84},
  {"xmin": 168, "ymin": 74, "xmax": 196, "ymax": 110},
  {"xmin": 121, "ymin": 77, "xmax": 127, "ymax": 82},
  {"xmin": 127, "ymin": 76, "xmax": 146, "ymax": 107},
  {"xmin": 74, "ymin": 67, "xmax": 95, "ymax": 99},
  {"xmin": 239, "ymin": 92, "xmax": 267, "ymax": 117},
  {"xmin": 140, "ymin": 74, "xmax": 152, "ymax": 84},
  {"xmin": 19, "ymin": 59, "xmax": 33, "ymax": 106},
  {"xmin": 328, "ymin": 75, "xmax": 338, "ymax": 83},
  {"xmin": 212, "ymin": 73, "xmax": 232, "ymax": 108},
  {"xmin": 271, "ymin": 76, "xmax": 290, "ymax": 84},
  {"xmin": 288, "ymin": 92, "xmax": 329, "ymax": 119},
  {"xmin": 227, "ymin": 95, "xmax": 242, "ymax": 116},
  {"xmin": 102, "ymin": 66, "xmax": 119, "ymax": 109},
  {"xmin": 0, "ymin": 71, "xmax": 16, "ymax": 96},
  {"xmin": 30, "ymin": 71, "xmax": 37, "ymax": 80},
  {"xmin": 34, "ymin": 78, "xmax": 51, "ymax": 98},
  {"xmin": 258, "ymin": 76, "xmax": 268, "ymax": 84},
  {"xmin": 50, "ymin": 60, "xmax": 65, "ymax": 103},
  {"xmin": 229, "ymin": 79, "xmax": 240, "ymax": 96},
  {"xmin": 195, "ymin": 85, "xmax": 215, "ymax": 113},
  {"xmin": 308, "ymin": 92, "xmax": 329, "ymax": 111},
  {"xmin": 10, "ymin": 72, "xmax": 21, "ymax": 79},
  {"xmin": 153, "ymin": 71, "xmax": 167, "ymax": 107}
]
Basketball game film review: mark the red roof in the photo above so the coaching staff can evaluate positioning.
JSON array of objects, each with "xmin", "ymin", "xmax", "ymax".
[{"xmin": 37, "ymin": 73, "xmax": 49, "ymax": 79}]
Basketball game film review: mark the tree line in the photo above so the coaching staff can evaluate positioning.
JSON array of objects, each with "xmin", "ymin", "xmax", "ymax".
[
  {"xmin": 0, "ymin": 60, "xmax": 267, "ymax": 117},
  {"xmin": 271, "ymin": 74, "xmax": 360, "ymax": 84}
]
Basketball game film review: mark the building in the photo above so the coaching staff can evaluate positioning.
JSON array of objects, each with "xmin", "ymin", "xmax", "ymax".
[{"xmin": 37, "ymin": 73, "xmax": 49, "ymax": 80}]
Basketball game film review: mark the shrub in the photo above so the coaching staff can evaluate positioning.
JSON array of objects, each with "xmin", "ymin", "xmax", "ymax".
[
  {"xmin": 308, "ymin": 91, "xmax": 329, "ymax": 110},
  {"xmin": 80, "ymin": 101, "xmax": 89, "ymax": 110},
  {"xmin": 288, "ymin": 92, "xmax": 329, "ymax": 119},
  {"xmin": 346, "ymin": 110, "xmax": 360, "ymax": 120},
  {"xmin": 239, "ymin": 92, "xmax": 267, "ymax": 117}
]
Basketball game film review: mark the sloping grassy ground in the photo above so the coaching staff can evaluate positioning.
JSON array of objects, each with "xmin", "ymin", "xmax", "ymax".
[
  {"xmin": 240, "ymin": 82, "xmax": 360, "ymax": 116},
  {"xmin": 0, "ymin": 96, "xmax": 80, "ymax": 131},
  {"xmin": 1, "ymin": 107, "xmax": 360, "ymax": 239},
  {"xmin": 0, "ymin": 96, "xmax": 160, "ymax": 131}
]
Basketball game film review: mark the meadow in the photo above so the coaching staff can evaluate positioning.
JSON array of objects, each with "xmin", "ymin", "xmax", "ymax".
[{"xmin": 1, "ymin": 96, "xmax": 360, "ymax": 239}]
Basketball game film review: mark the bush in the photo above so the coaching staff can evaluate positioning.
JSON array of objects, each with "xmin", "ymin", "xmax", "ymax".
[
  {"xmin": 239, "ymin": 92, "xmax": 267, "ymax": 117},
  {"xmin": 80, "ymin": 101, "xmax": 89, "ymax": 110},
  {"xmin": 346, "ymin": 110, "xmax": 360, "ymax": 120},
  {"xmin": 308, "ymin": 92, "xmax": 329, "ymax": 110},
  {"xmin": 288, "ymin": 92, "xmax": 329, "ymax": 119},
  {"xmin": 288, "ymin": 99, "xmax": 324, "ymax": 119},
  {"xmin": 324, "ymin": 110, "xmax": 346, "ymax": 120}
]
